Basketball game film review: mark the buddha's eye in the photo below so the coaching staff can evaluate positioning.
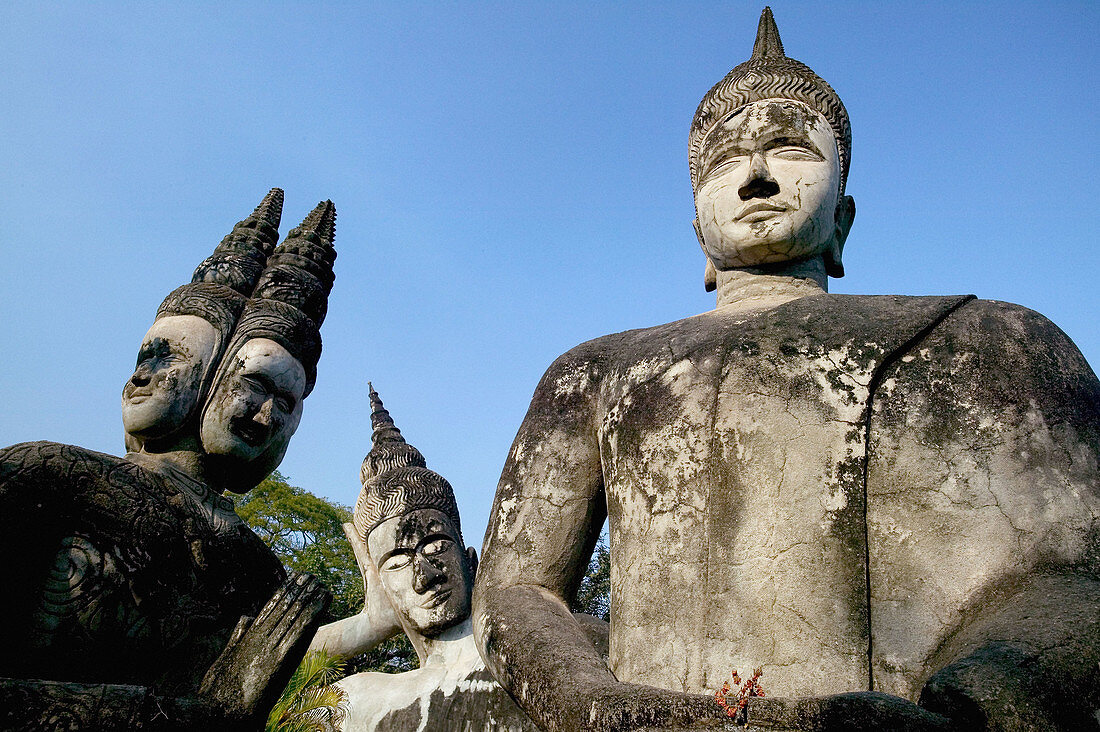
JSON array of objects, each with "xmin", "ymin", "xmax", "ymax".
[
  {"xmin": 704, "ymin": 154, "xmax": 745, "ymax": 180},
  {"xmin": 422, "ymin": 538, "xmax": 452, "ymax": 556},
  {"xmin": 772, "ymin": 147, "xmax": 820, "ymax": 161},
  {"xmin": 382, "ymin": 554, "xmax": 412, "ymax": 571}
]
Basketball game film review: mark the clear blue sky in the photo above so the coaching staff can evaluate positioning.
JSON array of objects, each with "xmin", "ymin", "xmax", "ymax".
[{"xmin": 1, "ymin": 2, "xmax": 1097, "ymax": 547}]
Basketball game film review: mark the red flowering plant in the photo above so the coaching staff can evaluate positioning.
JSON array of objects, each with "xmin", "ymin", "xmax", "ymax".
[{"xmin": 714, "ymin": 667, "xmax": 765, "ymax": 723}]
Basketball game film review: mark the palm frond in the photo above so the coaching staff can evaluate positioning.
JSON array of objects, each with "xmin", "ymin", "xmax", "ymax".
[{"xmin": 267, "ymin": 650, "xmax": 349, "ymax": 732}]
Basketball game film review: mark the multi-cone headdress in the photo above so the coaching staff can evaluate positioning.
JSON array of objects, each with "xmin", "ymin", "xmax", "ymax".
[
  {"xmin": 127, "ymin": 190, "xmax": 284, "ymax": 452},
  {"xmin": 352, "ymin": 385, "xmax": 463, "ymax": 543},
  {"xmin": 208, "ymin": 200, "xmax": 337, "ymax": 400},
  {"xmin": 191, "ymin": 188, "xmax": 284, "ymax": 295},
  {"xmin": 689, "ymin": 7, "xmax": 851, "ymax": 194}
]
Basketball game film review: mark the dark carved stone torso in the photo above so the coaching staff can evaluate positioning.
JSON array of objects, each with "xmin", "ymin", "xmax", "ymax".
[{"xmin": 0, "ymin": 441, "xmax": 285, "ymax": 695}]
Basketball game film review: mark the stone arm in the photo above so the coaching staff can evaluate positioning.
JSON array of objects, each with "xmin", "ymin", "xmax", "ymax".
[
  {"xmin": 868, "ymin": 300, "xmax": 1100, "ymax": 729},
  {"xmin": 309, "ymin": 522, "xmax": 402, "ymax": 659},
  {"xmin": 474, "ymin": 349, "xmax": 645, "ymax": 731}
]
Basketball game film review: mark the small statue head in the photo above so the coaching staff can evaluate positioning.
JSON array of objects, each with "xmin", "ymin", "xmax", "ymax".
[
  {"xmin": 689, "ymin": 7, "xmax": 856, "ymax": 288},
  {"xmin": 200, "ymin": 201, "xmax": 336, "ymax": 490},
  {"xmin": 123, "ymin": 190, "xmax": 284, "ymax": 454},
  {"xmin": 353, "ymin": 385, "xmax": 476, "ymax": 638}
]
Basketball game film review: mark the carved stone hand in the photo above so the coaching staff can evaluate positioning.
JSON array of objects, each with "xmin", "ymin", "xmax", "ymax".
[{"xmin": 198, "ymin": 571, "xmax": 330, "ymax": 724}]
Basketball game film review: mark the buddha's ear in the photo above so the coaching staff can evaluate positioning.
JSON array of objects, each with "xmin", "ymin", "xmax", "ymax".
[
  {"xmin": 694, "ymin": 217, "xmax": 718, "ymax": 292},
  {"xmin": 466, "ymin": 546, "xmax": 479, "ymax": 576},
  {"xmin": 825, "ymin": 195, "xmax": 856, "ymax": 278}
]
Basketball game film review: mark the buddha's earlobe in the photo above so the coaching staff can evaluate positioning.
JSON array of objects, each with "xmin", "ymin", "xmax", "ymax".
[
  {"xmin": 825, "ymin": 195, "xmax": 855, "ymax": 278},
  {"xmin": 694, "ymin": 217, "xmax": 718, "ymax": 292}
]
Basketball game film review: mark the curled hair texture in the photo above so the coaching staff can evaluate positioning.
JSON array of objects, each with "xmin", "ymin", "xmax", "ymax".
[
  {"xmin": 351, "ymin": 385, "xmax": 462, "ymax": 542},
  {"xmin": 354, "ymin": 466, "xmax": 463, "ymax": 545}
]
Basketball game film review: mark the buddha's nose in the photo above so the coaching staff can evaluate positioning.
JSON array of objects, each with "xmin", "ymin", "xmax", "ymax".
[
  {"xmin": 738, "ymin": 153, "xmax": 780, "ymax": 200},
  {"xmin": 254, "ymin": 399, "xmax": 274, "ymax": 427},
  {"xmin": 412, "ymin": 556, "xmax": 444, "ymax": 593},
  {"xmin": 129, "ymin": 365, "xmax": 151, "ymax": 387}
]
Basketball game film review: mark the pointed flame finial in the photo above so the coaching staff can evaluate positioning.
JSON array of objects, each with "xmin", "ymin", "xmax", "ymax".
[
  {"xmin": 369, "ymin": 382, "xmax": 406, "ymax": 446},
  {"xmin": 251, "ymin": 187, "xmax": 284, "ymax": 231},
  {"xmin": 300, "ymin": 199, "xmax": 336, "ymax": 245},
  {"xmin": 751, "ymin": 7, "xmax": 784, "ymax": 59}
]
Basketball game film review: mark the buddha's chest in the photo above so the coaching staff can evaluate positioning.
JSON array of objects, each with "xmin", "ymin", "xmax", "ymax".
[
  {"xmin": 592, "ymin": 315, "xmax": 907, "ymax": 695},
  {"xmin": 591, "ymin": 295, "xmax": 976, "ymax": 695},
  {"xmin": 598, "ymin": 339, "xmax": 874, "ymax": 541}
]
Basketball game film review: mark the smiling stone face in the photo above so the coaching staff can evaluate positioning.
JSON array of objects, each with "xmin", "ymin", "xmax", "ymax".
[
  {"xmin": 694, "ymin": 99, "xmax": 843, "ymax": 271},
  {"xmin": 200, "ymin": 337, "xmax": 306, "ymax": 472},
  {"xmin": 368, "ymin": 507, "xmax": 472, "ymax": 637},
  {"xmin": 122, "ymin": 315, "xmax": 218, "ymax": 441}
]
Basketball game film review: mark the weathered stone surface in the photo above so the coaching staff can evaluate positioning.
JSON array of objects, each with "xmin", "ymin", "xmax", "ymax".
[
  {"xmin": 473, "ymin": 7, "xmax": 1100, "ymax": 731},
  {"xmin": 312, "ymin": 388, "xmax": 608, "ymax": 731},
  {"xmin": 1, "ymin": 194, "xmax": 339, "ymax": 729}
]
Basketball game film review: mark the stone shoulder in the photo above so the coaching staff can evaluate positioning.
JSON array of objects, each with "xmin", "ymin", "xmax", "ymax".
[
  {"xmin": 876, "ymin": 296, "xmax": 1100, "ymax": 429},
  {"xmin": 538, "ymin": 293, "xmax": 979, "ymax": 390},
  {"xmin": 908, "ymin": 297, "xmax": 1095, "ymax": 384}
]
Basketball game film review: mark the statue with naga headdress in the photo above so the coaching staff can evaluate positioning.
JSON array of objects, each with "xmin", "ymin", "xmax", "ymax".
[
  {"xmin": 0, "ymin": 190, "xmax": 341, "ymax": 731},
  {"xmin": 474, "ymin": 8, "xmax": 1100, "ymax": 731}
]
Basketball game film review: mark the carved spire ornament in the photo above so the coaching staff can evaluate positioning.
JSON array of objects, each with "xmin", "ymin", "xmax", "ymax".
[
  {"xmin": 352, "ymin": 385, "xmax": 462, "ymax": 543},
  {"xmin": 252, "ymin": 199, "xmax": 338, "ymax": 328},
  {"xmin": 192, "ymin": 187, "xmax": 284, "ymax": 295},
  {"xmin": 751, "ymin": 6, "xmax": 784, "ymax": 58},
  {"xmin": 210, "ymin": 201, "xmax": 339, "ymax": 404},
  {"xmin": 688, "ymin": 6, "xmax": 851, "ymax": 194}
]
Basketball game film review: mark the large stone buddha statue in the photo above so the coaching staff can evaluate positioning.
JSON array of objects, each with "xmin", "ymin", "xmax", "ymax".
[
  {"xmin": 474, "ymin": 8, "xmax": 1100, "ymax": 731},
  {"xmin": 0, "ymin": 193, "xmax": 340, "ymax": 730}
]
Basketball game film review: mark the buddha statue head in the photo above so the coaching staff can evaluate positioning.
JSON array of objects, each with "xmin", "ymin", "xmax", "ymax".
[
  {"xmin": 352, "ymin": 385, "xmax": 476, "ymax": 638},
  {"xmin": 689, "ymin": 7, "xmax": 855, "ymax": 289},
  {"xmin": 123, "ymin": 189, "xmax": 283, "ymax": 452},
  {"xmin": 200, "ymin": 200, "xmax": 337, "ymax": 490}
]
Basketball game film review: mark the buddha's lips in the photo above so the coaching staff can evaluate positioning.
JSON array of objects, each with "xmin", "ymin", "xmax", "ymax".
[
  {"xmin": 230, "ymin": 417, "xmax": 268, "ymax": 447},
  {"xmin": 421, "ymin": 588, "xmax": 452, "ymax": 608},
  {"xmin": 736, "ymin": 201, "xmax": 786, "ymax": 220}
]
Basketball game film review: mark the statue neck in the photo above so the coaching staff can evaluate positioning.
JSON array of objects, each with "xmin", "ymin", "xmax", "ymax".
[
  {"xmin": 413, "ymin": 617, "xmax": 477, "ymax": 668},
  {"xmin": 714, "ymin": 255, "xmax": 828, "ymax": 311},
  {"xmin": 124, "ymin": 447, "xmax": 224, "ymax": 495}
]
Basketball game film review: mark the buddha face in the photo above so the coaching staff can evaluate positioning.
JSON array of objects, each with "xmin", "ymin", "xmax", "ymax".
[
  {"xmin": 368, "ymin": 508, "xmax": 473, "ymax": 637},
  {"xmin": 122, "ymin": 315, "xmax": 218, "ymax": 440},
  {"xmin": 694, "ymin": 99, "xmax": 848, "ymax": 271},
  {"xmin": 200, "ymin": 338, "xmax": 306, "ymax": 470}
]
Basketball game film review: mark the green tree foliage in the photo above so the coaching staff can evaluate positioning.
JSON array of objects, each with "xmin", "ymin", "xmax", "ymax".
[
  {"xmin": 266, "ymin": 650, "xmax": 349, "ymax": 732},
  {"xmin": 236, "ymin": 471, "xmax": 418, "ymax": 673},
  {"xmin": 351, "ymin": 634, "xmax": 418, "ymax": 674},
  {"xmin": 235, "ymin": 471, "xmax": 362, "ymax": 622},
  {"xmin": 571, "ymin": 535, "xmax": 611, "ymax": 621}
]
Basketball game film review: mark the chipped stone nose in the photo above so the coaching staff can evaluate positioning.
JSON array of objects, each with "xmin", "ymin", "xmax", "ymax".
[
  {"xmin": 412, "ymin": 555, "xmax": 444, "ymax": 593},
  {"xmin": 254, "ymin": 399, "xmax": 274, "ymax": 426},
  {"xmin": 738, "ymin": 153, "xmax": 780, "ymax": 200},
  {"xmin": 129, "ymin": 364, "xmax": 152, "ymax": 387}
]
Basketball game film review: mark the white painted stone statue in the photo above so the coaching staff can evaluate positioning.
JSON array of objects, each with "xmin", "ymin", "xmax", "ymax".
[
  {"xmin": 312, "ymin": 387, "xmax": 607, "ymax": 731},
  {"xmin": 473, "ymin": 8, "xmax": 1100, "ymax": 731}
]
